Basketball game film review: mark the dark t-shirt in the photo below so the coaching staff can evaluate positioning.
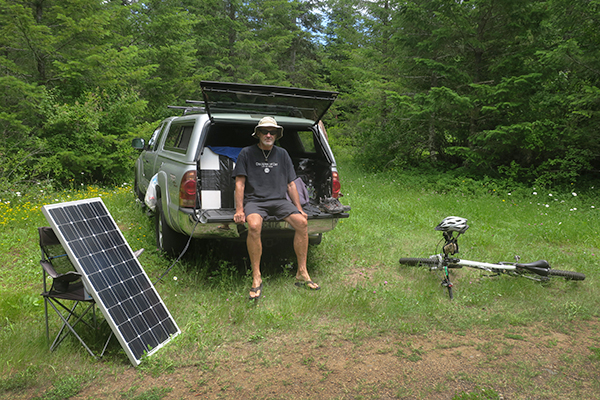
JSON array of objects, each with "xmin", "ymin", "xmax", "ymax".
[{"xmin": 233, "ymin": 144, "xmax": 297, "ymax": 203}]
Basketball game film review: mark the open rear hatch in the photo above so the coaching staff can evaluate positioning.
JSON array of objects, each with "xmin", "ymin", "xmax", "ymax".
[{"xmin": 200, "ymin": 81, "xmax": 338, "ymax": 124}]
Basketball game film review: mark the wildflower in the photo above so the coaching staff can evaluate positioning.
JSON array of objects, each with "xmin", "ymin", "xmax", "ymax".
[
  {"xmin": 549, "ymin": 193, "xmax": 553, "ymax": 197},
  {"xmin": 592, "ymin": 206, "xmax": 596, "ymax": 209},
  {"xmin": 572, "ymin": 192, "xmax": 577, "ymax": 196},
  {"xmin": 545, "ymin": 204, "xmax": 549, "ymax": 208},
  {"xmin": 533, "ymin": 192, "xmax": 537, "ymax": 195},
  {"xmin": 173, "ymin": 276, "xmax": 178, "ymax": 281}
]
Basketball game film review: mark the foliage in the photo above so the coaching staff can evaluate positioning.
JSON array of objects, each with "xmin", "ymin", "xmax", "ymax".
[
  {"xmin": 39, "ymin": 90, "xmax": 144, "ymax": 184},
  {"xmin": 329, "ymin": 0, "xmax": 600, "ymax": 186},
  {"xmin": 0, "ymin": 76, "xmax": 48, "ymax": 184},
  {"xmin": 0, "ymin": 0, "xmax": 330, "ymax": 187},
  {"xmin": 0, "ymin": 0, "xmax": 599, "ymax": 187}
]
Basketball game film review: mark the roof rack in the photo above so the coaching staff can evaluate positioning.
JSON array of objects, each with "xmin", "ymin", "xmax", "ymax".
[{"xmin": 167, "ymin": 100, "xmax": 205, "ymax": 115}]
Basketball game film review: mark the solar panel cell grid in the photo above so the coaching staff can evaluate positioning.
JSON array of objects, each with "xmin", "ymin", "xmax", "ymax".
[{"xmin": 42, "ymin": 197, "xmax": 180, "ymax": 366}]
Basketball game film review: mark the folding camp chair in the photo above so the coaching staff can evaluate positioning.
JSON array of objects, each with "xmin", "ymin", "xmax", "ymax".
[{"xmin": 38, "ymin": 226, "xmax": 112, "ymax": 359}]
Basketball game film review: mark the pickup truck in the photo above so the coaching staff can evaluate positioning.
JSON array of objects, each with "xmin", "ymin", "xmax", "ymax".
[{"xmin": 132, "ymin": 81, "xmax": 350, "ymax": 255}]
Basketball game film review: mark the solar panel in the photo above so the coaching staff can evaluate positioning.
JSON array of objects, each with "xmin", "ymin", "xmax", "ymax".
[{"xmin": 42, "ymin": 197, "xmax": 180, "ymax": 366}]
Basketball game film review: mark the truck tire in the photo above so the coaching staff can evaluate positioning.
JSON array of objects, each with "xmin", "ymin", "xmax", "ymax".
[
  {"xmin": 308, "ymin": 233, "xmax": 322, "ymax": 246},
  {"xmin": 134, "ymin": 175, "xmax": 144, "ymax": 202},
  {"xmin": 155, "ymin": 197, "xmax": 188, "ymax": 257}
]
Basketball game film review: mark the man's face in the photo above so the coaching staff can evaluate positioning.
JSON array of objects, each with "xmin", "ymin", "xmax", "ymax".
[{"xmin": 258, "ymin": 128, "xmax": 278, "ymax": 147}]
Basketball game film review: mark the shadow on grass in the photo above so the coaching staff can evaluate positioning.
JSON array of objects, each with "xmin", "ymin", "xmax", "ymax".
[{"xmin": 172, "ymin": 237, "xmax": 299, "ymax": 284}]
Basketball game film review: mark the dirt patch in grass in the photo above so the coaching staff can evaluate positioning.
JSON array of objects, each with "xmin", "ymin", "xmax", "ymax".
[{"xmin": 60, "ymin": 319, "xmax": 599, "ymax": 399}]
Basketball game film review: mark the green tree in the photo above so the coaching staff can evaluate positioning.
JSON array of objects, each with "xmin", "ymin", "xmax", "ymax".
[
  {"xmin": 189, "ymin": 0, "xmax": 325, "ymax": 87},
  {"xmin": 0, "ymin": 77, "xmax": 48, "ymax": 183},
  {"xmin": 0, "ymin": 0, "xmax": 197, "ymax": 184},
  {"xmin": 334, "ymin": 0, "xmax": 600, "ymax": 185},
  {"xmin": 40, "ymin": 90, "xmax": 145, "ymax": 184}
]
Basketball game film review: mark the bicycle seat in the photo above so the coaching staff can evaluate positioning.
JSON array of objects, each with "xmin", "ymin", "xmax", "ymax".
[
  {"xmin": 515, "ymin": 260, "xmax": 550, "ymax": 269},
  {"xmin": 515, "ymin": 260, "xmax": 550, "ymax": 276}
]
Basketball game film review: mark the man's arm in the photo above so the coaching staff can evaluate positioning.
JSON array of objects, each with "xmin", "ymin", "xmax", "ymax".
[
  {"xmin": 234, "ymin": 176, "xmax": 246, "ymax": 224},
  {"xmin": 287, "ymin": 181, "xmax": 307, "ymax": 218}
]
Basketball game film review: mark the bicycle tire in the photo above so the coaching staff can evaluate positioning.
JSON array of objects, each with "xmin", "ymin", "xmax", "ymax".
[
  {"xmin": 548, "ymin": 269, "xmax": 586, "ymax": 281},
  {"xmin": 399, "ymin": 257, "xmax": 438, "ymax": 266}
]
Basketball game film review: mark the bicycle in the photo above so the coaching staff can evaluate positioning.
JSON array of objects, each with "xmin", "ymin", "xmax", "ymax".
[{"xmin": 398, "ymin": 216, "xmax": 586, "ymax": 299}]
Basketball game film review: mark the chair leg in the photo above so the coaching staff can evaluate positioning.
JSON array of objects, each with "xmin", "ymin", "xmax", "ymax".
[
  {"xmin": 52, "ymin": 299, "xmax": 97, "ymax": 331},
  {"xmin": 44, "ymin": 297, "xmax": 50, "ymax": 343},
  {"xmin": 46, "ymin": 299, "xmax": 99, "ymax": 359},
  {"xmin": 49, "ymin": 301, "xmax": 80, "ymax": 352},
  {"xmin": 100, "ymin": 331, "xmax": 114, "ymax": 358}
]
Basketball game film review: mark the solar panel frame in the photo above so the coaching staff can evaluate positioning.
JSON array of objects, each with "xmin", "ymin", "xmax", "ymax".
[{"xmin": 42, "ymin": 197, "xmax": 180, "ymax": 366}]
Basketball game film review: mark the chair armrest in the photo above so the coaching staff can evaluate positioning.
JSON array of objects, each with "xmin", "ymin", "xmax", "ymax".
[
  {"xmin": 40, "ymin": 260, "xmax": 59, "ymax": 278},
  {"xmin": 40, "ymin": 260, "xmax": 81, "ymax": 282}
]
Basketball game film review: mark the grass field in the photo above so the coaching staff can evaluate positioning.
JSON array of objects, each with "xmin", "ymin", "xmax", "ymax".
[{"xmin": 1, "ymin": 157, "xmax": 599, "ymax": 399}]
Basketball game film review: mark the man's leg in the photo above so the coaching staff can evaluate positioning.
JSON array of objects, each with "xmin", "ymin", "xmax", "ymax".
[
  {"xmin": 285, "ymin": 213, "xmax": 319, "ymax": 289},
  {"xmin": 246, "ymin": 213, "xmax": 263, "ymax": 298}
]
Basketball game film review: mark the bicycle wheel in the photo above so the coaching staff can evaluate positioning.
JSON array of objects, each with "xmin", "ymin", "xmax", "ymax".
[
  {"xmin": 398, "ymin": 257, "xmax": 438, "ymax": 267},
  {"xmin": 548, "ymin": 269, "xmax": 586, "ymax": 281}
]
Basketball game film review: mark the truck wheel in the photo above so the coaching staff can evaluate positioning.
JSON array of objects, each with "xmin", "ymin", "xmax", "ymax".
[
  {"xmin": 155, "ymin": 198, "xmax": 188, "ymax": 256},
  {"xmin": 308, "ymin": 233, "xmax": 322, "ymax": 246},
  {"xmin": 134, "ymin": 175, "xmax": 144, "ymax": 202}
]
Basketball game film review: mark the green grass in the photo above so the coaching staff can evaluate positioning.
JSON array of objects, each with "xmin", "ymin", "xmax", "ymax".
[{"xmin": 1, "ymin": 160, "xmax": 599, "ymax": 398}]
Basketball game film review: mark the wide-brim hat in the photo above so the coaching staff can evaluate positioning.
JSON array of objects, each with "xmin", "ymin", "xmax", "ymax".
[{"xmin": 253, "ymin": 116, "xmax": 283, "ymax": 139}]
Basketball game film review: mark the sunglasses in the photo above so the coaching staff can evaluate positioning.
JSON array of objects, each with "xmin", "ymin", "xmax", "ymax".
[{"xmin": 259, "ymin": 129, "xmax": 278, "ymax": 136}]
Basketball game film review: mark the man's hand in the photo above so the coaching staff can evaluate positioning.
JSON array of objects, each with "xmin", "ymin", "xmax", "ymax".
[
  {"xmin": 299, "ymin": 209, "xmax": 308, "ymax": 220},
  {"xmin": 234, "ymin": 176, "xmax": 246, "ymax": 224},
  {"xmin": 287, "ymin": 181, "xmax": 307, "ymax": 219},
  {"xmin": 234, "ymin": 210, "xmax": 246, "ymax": 224}
]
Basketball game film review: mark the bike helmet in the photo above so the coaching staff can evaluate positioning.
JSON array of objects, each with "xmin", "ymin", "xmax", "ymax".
[{"xmin": 435, "ymin": 216, "xmax": 469, "ymax": 233}]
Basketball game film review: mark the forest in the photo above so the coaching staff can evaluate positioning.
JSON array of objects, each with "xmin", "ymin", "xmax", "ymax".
[{"xmin": 1, "ymin": 0, "xmax": 598, "ymax": 187}]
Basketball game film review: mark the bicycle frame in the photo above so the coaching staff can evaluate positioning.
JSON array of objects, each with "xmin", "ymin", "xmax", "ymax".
[
  {"xmin": 399, "ymin": 217, "xmax": 585, "ymax": 299},
  {"xmin": 435, "ymin": 230, "xmax": 553, "ymax": 279},
  {"xmin": 426, "ymin": 253, "xmax": 552, "ymax": 281}
]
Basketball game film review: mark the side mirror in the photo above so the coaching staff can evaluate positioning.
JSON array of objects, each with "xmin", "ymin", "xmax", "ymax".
[{"xmin": 132, "ymin": 138, "xmax": 146, "ymax": 150}]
